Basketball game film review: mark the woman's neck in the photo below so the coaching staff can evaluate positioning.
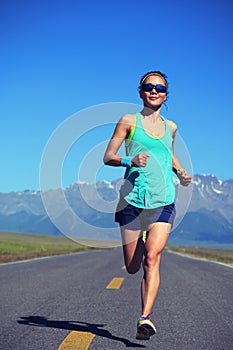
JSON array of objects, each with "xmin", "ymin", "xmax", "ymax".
[{"xmin": 140, "ymin": 106, "xmax": 162, "ymax": 120}]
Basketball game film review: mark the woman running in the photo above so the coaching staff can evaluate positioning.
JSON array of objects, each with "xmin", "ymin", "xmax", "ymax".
[{"xmin": 103, "ymin": 71, "xmax": 192, "ymax": 340}]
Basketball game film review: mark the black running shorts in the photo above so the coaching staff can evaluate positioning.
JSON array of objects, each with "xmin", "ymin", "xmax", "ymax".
[{"xmin": 115, "ymin": 196, "xmax": 176, "ymax": 231}]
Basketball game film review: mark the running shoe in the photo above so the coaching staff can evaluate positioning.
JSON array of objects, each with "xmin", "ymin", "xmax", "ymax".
[{"xmin": 136, "ymin": 317, "xmax": 156, "ymax": 340}]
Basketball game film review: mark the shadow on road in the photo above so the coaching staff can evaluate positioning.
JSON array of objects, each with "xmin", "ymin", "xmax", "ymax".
[{"xmin": 18, "ymin": 315, "xmax": 145, "ymax": 348}]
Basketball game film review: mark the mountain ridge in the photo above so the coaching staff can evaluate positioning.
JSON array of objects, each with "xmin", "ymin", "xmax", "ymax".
[{"xmin": 0, "ymin": 174, "xmax": 233, "ymax": 247}]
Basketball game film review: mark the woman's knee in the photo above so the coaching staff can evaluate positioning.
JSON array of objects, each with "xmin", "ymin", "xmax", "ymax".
[{"xmin": 144, "ymin": 250, "xmax": 161, "ymax": 269}]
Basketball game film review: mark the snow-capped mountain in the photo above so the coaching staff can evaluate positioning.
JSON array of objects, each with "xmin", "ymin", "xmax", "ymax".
[{"xmin": 0, "ymin": 175, "xmax": 233, "ymax": 246}]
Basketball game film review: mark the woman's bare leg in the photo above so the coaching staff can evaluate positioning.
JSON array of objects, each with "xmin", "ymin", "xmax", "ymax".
[
  {"xmin": 120, "ymin": 228, "xmax": 144, "ymax": 274},
  {"xmin": 141, "ymin": 222, "xmax": 171, "ymax": 316}
]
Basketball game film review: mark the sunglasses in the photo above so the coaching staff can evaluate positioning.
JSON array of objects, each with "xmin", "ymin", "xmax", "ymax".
[{"xmin": 140, "ymin": 84, "xmax": 167, "ymax": 93}]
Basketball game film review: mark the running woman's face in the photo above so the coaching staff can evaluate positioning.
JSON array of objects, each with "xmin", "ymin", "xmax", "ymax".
[{"xmin": 140, "ymin": 75, "xmax": 167, "ymax": 109}]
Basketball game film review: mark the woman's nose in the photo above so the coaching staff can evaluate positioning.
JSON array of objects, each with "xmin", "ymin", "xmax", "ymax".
[{"xmin": 151, "ymin": 87, "xmax": 158, "ymax": 94}]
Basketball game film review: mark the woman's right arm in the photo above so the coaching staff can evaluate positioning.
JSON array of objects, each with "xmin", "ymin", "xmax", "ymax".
[
  {"xmin": 103, "ymin": 114, "xmax": 132, "ymax": 166},
  {"xmin": 103, "ymin": 114, "xmax": 149, "ymax": 168}
]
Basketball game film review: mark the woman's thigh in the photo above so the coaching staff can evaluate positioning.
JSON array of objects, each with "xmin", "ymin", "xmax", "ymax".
[
  {"xmin": 120, "ymin": 227, "xmax": 144, "ymax": 273},
  {"xmin": 145, "ymin": 222, "xmax": 172, "ymax": 255}
]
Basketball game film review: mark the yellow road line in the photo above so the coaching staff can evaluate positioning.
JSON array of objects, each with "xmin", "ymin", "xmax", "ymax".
[
  {"xmin": 58, "ymin": 331, "xmax": 95, "ymax": 350},
  {"xmin": 106, "ymin": 277, "xmax": 124, "ymax": 289},
  {"xmin": 58, "ymin": 269, "xmax": 125, "ymax": 348}
]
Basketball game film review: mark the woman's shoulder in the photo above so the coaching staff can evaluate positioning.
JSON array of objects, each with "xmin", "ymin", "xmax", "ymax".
[
  {"xmin": 166, "ymin": 118, "xmax": 178, "ymax": 133},
  {"xmin": 118, "ymin": 113, "xmax": 136, "ymax": 127}
]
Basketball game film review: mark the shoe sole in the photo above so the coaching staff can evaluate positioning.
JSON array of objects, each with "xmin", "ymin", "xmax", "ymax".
[{"xmin": 136, "ymin": 324, "xmax": 156, "ymax": 340}]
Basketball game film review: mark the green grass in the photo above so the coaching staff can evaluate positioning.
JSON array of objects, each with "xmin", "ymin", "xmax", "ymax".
[
  {"xmin": 0, "ymin": 240, "xmax": 91, "ymax": 254},
  {"xmin": 167, "ymin": 245, "xmax": 233, "ymax": 265},
  {"xmin": 1, "ymin": 232, "xmax": 233, "ymax": 265},
  {"xmin": 0, "ymin": 232, "xmax": 97, "ymax": 263}
]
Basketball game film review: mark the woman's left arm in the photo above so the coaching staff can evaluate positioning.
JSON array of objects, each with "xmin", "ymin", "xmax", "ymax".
[{"xmin": 168, "ymin": 120, "xmax": 192, "ymax": 187}]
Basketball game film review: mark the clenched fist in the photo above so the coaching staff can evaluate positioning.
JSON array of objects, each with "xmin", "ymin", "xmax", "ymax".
[
  {"xmin": 131, "ymin": 153, "xmax": 149, "ymax": 167},
  {"xmin": 177, "ymin": 172, "xmax": 192, "ymax": 187}
]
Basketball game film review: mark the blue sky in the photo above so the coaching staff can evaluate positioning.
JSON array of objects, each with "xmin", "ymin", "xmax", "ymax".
[{"xmin": 1, "ymin": 0, "xmax": 233, "ymax": 193}]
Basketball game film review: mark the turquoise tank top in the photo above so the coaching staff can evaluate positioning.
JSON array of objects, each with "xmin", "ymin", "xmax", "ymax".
[{"xmin": 120, "ymin": 113, "xmax": 175, "ymax": 208}]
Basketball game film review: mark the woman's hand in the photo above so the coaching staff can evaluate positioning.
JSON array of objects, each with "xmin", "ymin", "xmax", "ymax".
[
  {"xmin": 131, "ymin": 153, "xmax": 149, "ymax": 167},
  {"xmin": 177, "ymin": 171, "xmax": 192, "ymax": 186}
]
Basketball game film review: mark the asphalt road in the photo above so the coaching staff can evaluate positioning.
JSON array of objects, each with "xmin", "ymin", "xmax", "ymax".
[{"xmin": 0, "ymin": 249, "xmax": 232, "ymax": 350}]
